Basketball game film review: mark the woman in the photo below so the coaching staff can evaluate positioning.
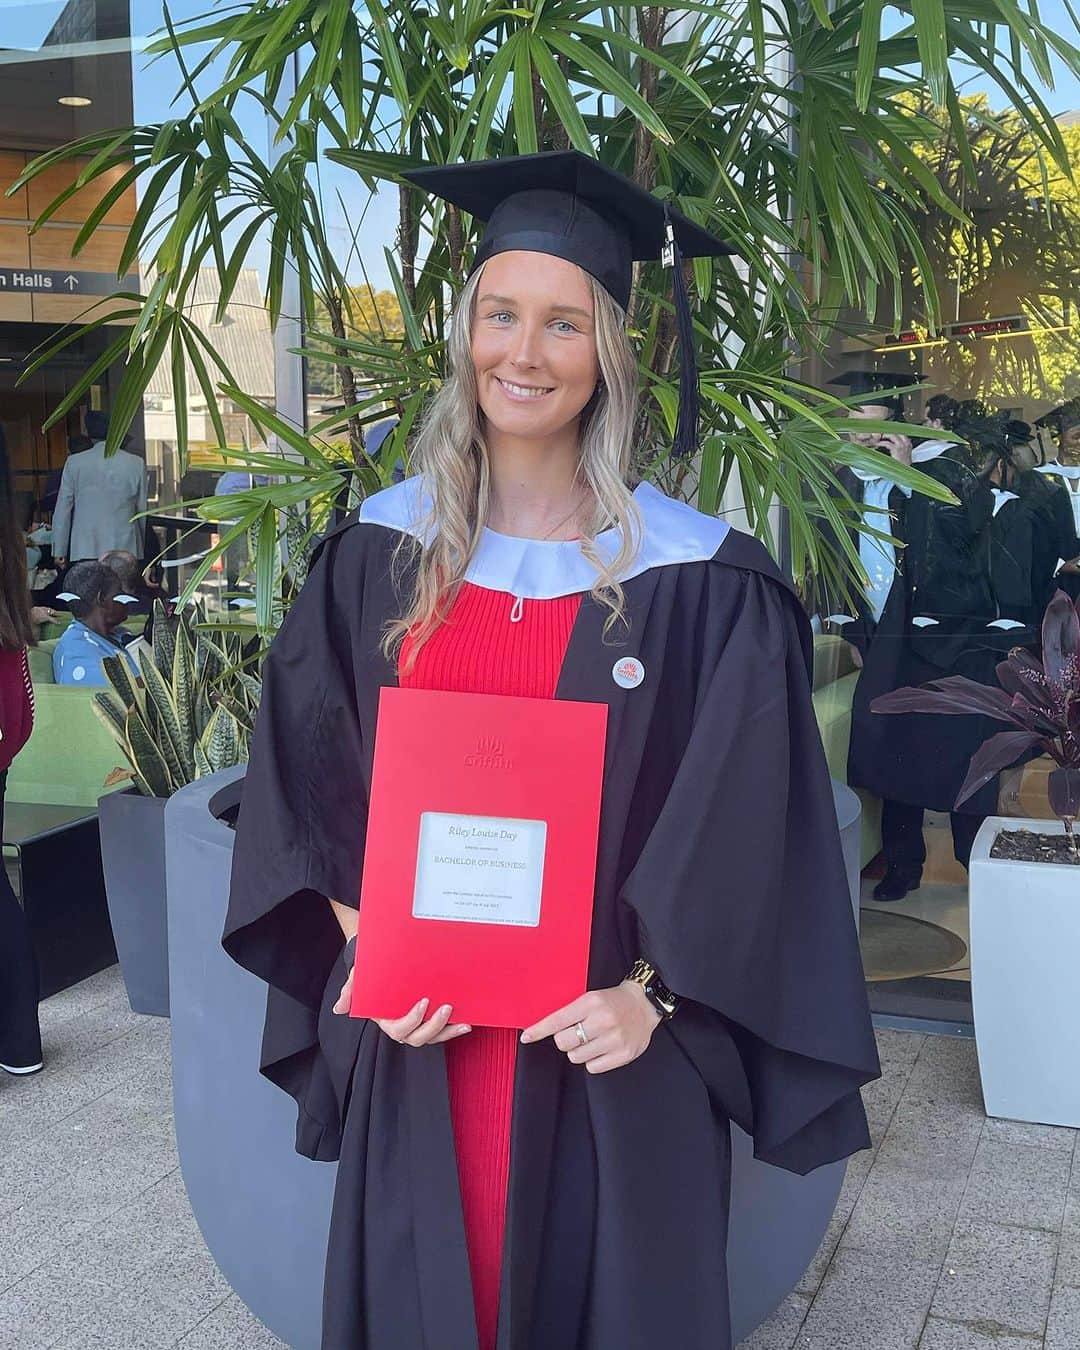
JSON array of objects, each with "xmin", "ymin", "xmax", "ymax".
[
  {"xmin": 0, "ymin": 426, "xmax": 53, "ymax": 1075},
  {"xmin": 223, "ymin": 153, "xmax": 879, "ymax": 1350},
  {"xmin": 51, "ymin": 560, "xmax": 141, "ymax": 686}
]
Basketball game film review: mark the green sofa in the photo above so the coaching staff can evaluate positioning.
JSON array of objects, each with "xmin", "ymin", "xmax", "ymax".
[{"xmin": 7, "ymin": 629, "xmax": 139, "ymax": 809}]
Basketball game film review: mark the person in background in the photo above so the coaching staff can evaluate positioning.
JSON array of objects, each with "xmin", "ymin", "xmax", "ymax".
[
  {"xmin": 826, "ymin": 377, "xmax": 999, "ymax": 901},
  {"xmin": 0, "ymin": 426, "xmax": 53, "ymax": 1075},
  {"xmin": 52, "ymin": 561, "xmax": 140, "ymax": 687},
  {"xmin": 100, "ymin": 549, "xmax": 172, "ymax": 642},
  {"xmin": 1000, "ymin": 418, "xmax": 1080, "ymax": 617},
  {"xmin": 39, "ymin": 433, "xmax": 92, "ymax": 517},
  {"xmin": 52, "ymin": 411, "xmax": 147, "ymax": 573},
  {"xmin": 1032, "ymin": 399, "xmax": 1080, "ymax": 602}
]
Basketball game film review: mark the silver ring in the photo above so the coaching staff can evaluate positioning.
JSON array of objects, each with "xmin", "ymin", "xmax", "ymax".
[{"xmin": 574, "ymin": 1021, "xmax": 588, "ymax": 1047}]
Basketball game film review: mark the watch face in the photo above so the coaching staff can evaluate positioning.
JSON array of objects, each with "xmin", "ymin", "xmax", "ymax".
[{"xmin": 650, "ymin": 981, "xmax": 677, "ymax": 1015}]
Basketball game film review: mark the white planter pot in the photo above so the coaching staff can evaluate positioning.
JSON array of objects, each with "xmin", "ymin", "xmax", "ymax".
[{"xmin": 970, "ymin": 816, "xmax": 1080, "ymax": 1127}]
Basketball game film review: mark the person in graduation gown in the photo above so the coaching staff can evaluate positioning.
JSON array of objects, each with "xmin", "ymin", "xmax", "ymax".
[
  {"xmin": 1031, "ymin": 401, "xmax": 1080, "ymax": 604},
  {"xmin": 824, "ymin": 385, "xmax": 1000, "ymax": 901},
  {"xmin": 221, "ymin": 152, "xmax": 880, "ymax": 1350},
  {"xmin": 973, "ymin": 412, "xmax": 1078, "ymax": 637}
]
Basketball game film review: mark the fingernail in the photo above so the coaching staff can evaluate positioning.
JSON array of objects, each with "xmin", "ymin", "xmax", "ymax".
[
  {"xmin": 519, "ymin": 1032, "xmax": 531, "ymax": 1044},
  {"xmin": 439, "ymin": 1004, "xmax": 452, "ymax": 1017},
  {"xmin": 457, "ymin": 1025, "xmax": 471, "ymax": 1035},
  {"xmin": 417, "ymin": 998, "xmax": 429, "ymax": 1012}
]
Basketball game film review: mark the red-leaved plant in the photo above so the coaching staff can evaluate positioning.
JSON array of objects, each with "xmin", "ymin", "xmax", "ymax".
[{"xmin": 871, "ymin": 589, "xmax": 1080, "ymax": 859}]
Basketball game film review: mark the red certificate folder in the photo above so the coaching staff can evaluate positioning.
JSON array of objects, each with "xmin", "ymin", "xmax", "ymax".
[{"xmin": 349, "ymin": 686, "xmax": 607, "ymax": 1029}]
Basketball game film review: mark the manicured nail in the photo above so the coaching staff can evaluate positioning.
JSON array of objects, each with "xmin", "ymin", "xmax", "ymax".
[
  {"xmin": 416, "ymin": 998, "xmax": 429, "ymax": 1013},
  {"xmin": 439, "ymin": 1004, "xmax": 452, "ymax": 1017},
  {"xmin": 457, "ymin": 1025, "xmax": 471, "ymax": 1035},
  {"xmin": 519, "ymin": 1031, "xmax": 531, "ymax": 1044}
]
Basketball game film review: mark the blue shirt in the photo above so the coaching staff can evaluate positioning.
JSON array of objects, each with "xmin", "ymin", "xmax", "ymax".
[{"xmin": 53, "ymin": 622, "xmax": 140, "ymax": 687}]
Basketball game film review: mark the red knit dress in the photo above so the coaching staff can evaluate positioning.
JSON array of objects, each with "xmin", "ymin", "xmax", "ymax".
[{"xmin": 399, "ymin": 580, "xmax": 582, "ymax": 1350}]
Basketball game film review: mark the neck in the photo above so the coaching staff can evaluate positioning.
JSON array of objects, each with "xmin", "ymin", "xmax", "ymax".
[
  {"xmin": 82, "ymin": 612, "xmax": 110, "ymax": 638},
  {"xmin": 484, "ymin": 424, "xmax": 588, "ymax": 539}
]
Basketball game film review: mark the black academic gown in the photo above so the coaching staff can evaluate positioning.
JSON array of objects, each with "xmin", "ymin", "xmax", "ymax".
[
  {"xmin": 988, "ymin": 487, "xmax": 1041, "ymax": 630},
  {"xmin": 842, "ymin": 457, "xmax": 1004, "ymax": 816},
  {"xmin": 222, "ymin": 486, "xmax": 879, "ymax": 1350},
  {"xmin": 1019, "ymin": 470, "xmax": 1080, "ymax": 612}
]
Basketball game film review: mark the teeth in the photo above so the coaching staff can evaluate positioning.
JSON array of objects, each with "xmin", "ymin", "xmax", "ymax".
[{"xmin": 499, "ymin": 379, "xmax": 551, "ymax": 398}]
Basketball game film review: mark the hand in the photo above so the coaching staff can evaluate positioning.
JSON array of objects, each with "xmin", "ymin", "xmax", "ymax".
[
  {"xmin": 1059, "ymin": 559, "xmax": 1080, "ymax": 575},
  {"xmin": 331, "ymin": 957, "xmax": 471, "ymax": 1045},
  {"xmin": 520, "ymin": 982, "xmax": 663, "ymax": 1074},
  {"xmin": 30, "ymin": 606, "xmax": 57, "ymax": 626},
  {"xmin": 879, "ymin": 433, "xmax": 913, "ymax": 465}
]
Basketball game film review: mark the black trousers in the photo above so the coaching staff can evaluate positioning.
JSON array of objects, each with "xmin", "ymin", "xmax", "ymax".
[
  {"xmin": 0, "ymin": 768, "xmax": 43, "ymax": 1067},
  {"xmin": 881, "ymin": 798, "xmax": 984, "ymax": 874}
]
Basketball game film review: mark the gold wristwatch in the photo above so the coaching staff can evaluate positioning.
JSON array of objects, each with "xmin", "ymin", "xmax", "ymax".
[{"xmin": 626, "ymin": 959, "xmax": 679, "ymax": 1020}]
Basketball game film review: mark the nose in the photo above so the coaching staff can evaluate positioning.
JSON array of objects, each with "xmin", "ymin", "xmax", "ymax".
[{"xmin": 509, "ymin": 319, "xmax": 543, "ymax": 370}]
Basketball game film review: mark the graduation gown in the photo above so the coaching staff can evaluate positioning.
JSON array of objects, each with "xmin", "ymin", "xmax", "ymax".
[
  {"xmin": 222, "ymin": 477, "xmax": 880, "ymax": 1350},
  {"xmin": 1025, "ymin": 468, "xmax": 1080, "ymax": 609},
  {"xmin": 988, "ymin": 486, "xmax": 1041, "ymax": 629},
  {"xmin": 841, "ymin": 455, "xmax": 1005, "ymax": 816}
]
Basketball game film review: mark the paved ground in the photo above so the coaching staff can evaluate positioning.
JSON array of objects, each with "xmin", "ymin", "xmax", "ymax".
[{"xmin": 1, "ymin": 967, "xmax": 1078, "ymax": 1349}]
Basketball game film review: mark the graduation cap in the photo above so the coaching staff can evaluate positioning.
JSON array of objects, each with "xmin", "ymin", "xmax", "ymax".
[
  {"xmin": 1005, "ymin": 419, "xmax": 1033, "ymax": 445},
  {"xmin": 827, "ymin": 370, "xmax": 911, "ymax": 416},
  {"xmin": 404, "ymin": 151, "xmax": 736, "ymax": 459}
]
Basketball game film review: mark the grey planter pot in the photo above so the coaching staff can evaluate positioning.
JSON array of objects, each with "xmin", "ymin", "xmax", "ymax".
[
  {"xmin": 167, "ymin": 768, "xmax": 864, "ymax": 1349},
  {"xmin": 97, "ymin": 787, "xmax": 170, "ymax": 1017}
]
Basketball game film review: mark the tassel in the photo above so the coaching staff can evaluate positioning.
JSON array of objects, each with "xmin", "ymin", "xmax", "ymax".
[{"xmin": 664, "ymin": 204, "xmax": 699, "ymax": 460}]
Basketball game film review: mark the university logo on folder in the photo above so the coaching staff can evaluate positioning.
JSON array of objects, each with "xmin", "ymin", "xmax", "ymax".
[{"xmin": 349, "ymin": 686, "xmax": 607, "ymax": 1028}]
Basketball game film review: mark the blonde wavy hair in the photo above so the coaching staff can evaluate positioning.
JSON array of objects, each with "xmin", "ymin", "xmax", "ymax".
[{"xmin": 384, "ymin": 260, "xmax": 643, "ymax": 669}]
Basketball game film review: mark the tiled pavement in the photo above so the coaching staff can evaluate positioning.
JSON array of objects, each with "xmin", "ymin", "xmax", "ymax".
[{"xmin": 2, "ymin": 968, "xmax": 1078, "ymax": 1349}]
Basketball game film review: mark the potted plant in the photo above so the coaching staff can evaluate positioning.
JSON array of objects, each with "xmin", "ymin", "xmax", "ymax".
[
  {"xmin": 94, "ymin": 600, "xmax": 260, "ymax": 1015},
  {"xmin": 872, "ymin": 589, "xmax": 1080, "ymax": 1126}
]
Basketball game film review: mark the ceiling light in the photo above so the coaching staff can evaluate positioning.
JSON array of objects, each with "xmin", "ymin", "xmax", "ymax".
[{"xmin": 58, "ymin": 95, "xmax": 92, "ymax": 107}]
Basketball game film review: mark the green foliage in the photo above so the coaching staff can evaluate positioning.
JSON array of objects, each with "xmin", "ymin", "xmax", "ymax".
[
  {"xmin": 895, "ymin": 97, "xmax": 1080, "ymax": 405},
  {"xmin": 7, "ymin": 0, "xmax": 1080, "ymax": 624},
  {"xmin": 92, "ymin": 600, "xmax": 262, "ymax": 797}
]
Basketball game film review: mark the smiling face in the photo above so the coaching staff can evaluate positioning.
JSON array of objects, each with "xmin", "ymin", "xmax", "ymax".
[
  {"xmin": 1061, "ymin": 420, "xmax": 1080, "ymax": 466},
  {"xmin": 471, "ymin": 251, "xmax": 600, "ymax": 446}
]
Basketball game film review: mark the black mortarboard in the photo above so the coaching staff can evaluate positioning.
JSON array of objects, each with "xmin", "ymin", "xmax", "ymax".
[
  {"xmin": 404, "ymin": 151, "xmax": 736, "ymax": 459},
  {"xmin": 827, "ymin": 370, "xmax": 911, "ymax": 417},
  {"xmin": 827, "ymin": 370, "xmax": 912, "ymax": 398},
  {"xmin": 1005, "ymin": 418, "xmax": 1033, "ymax": 445}
]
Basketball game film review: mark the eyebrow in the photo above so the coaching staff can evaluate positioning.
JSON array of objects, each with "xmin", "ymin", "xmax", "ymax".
[{"xmin": 477, "ymin": 293, "xmax": 592, "ymax": 320}]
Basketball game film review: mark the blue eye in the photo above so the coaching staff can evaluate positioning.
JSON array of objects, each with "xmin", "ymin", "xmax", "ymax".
[
  {"xmin": 490, "ymin": 311, "xmax": 513, "ymax": 324},
  {"xmin": 553, "ymin": 319, "xmax": 578, "ymax": 334}
]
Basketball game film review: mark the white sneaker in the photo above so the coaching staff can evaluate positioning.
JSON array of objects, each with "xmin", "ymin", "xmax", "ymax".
[{"xmin": 0, "ymin": 1061, "xmax": 44, "ymax": 1076}]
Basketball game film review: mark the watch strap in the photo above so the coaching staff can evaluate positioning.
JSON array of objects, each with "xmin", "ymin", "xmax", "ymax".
[{"xmin": 627, "ymin": 958, "xmax": 679, "ymax": 1019}]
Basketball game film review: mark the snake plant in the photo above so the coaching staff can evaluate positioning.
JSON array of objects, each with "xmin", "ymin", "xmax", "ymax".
[{"xmin": 94, "ymin": 600, "xmax": 262, "ymax": 799}]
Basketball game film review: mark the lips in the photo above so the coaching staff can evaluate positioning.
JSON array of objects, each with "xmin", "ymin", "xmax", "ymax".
[{"xmin": 495, "ymin": 376, "xmax": 554, "ymax": 400}]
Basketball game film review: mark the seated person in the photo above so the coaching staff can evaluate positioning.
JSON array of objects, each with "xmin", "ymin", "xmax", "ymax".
[
  {"xmin": 100, "ymin": 548, "xmax": 172, "ymax": 641},
  {"xmin": 53, "ymin": 561, "xmax": 141, "ymax": 686}
]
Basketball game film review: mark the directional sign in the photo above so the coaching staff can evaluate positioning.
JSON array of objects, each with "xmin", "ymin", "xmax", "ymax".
[{"xmin": 0, "ymin": 268, "xmax": 124, "ymax": 296}]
